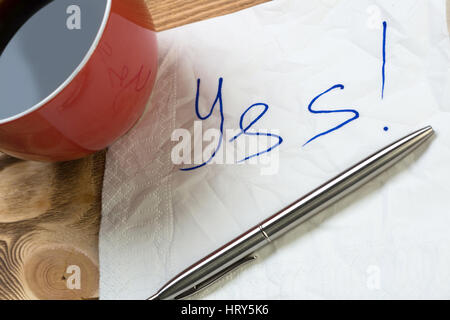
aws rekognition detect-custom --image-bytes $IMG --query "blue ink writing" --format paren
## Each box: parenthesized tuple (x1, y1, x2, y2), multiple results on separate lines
(381, 21, 387, 99)
(384, 126, 389, 131)
(181, 78, 225, 171)
(303, 84, 360, 146)
(230, 103, 283, 163)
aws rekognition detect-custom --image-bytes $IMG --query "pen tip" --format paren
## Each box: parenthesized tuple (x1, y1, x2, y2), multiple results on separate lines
(424, 125, 435, 136)
(414, 125, 434, 138)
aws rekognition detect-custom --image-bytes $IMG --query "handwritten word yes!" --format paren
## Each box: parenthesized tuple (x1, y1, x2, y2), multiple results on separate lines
(181, 21, 388, 171)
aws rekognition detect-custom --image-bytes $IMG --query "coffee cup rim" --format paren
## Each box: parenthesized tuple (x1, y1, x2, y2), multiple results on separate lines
(0, 0, 112, 125)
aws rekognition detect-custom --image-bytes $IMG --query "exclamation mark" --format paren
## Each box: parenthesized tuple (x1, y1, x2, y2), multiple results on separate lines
(381, 21, 387, 100)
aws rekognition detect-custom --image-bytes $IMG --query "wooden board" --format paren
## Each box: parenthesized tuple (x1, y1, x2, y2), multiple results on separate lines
(0, 0, 269, 300)
(146, 0, 269, 31)
(0, 0, 449, 300)
(0, 152, 105, 299)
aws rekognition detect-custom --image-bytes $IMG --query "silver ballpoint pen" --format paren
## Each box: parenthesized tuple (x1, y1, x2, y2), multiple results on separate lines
(148, 126, 434, 300)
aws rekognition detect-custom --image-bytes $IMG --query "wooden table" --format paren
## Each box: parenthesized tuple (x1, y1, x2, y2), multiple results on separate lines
(0, 0, 268, 300)
(1, 0, 449, 300)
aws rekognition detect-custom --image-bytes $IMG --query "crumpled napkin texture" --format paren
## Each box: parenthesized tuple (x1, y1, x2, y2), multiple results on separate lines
(100, 0, 450, 299)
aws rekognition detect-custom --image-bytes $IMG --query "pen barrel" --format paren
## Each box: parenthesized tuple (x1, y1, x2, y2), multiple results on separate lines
(150, 226, 269, 300)
(149, 126, 433, 300)
(260, 126, 434, 240)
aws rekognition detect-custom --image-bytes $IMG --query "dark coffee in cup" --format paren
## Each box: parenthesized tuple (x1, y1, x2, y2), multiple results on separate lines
(0, 0, 108, 120)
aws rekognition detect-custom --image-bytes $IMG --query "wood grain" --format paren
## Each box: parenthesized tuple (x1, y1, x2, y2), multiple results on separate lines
(0, 0, 269, 300)
(145, 0, 269, 31)
(0, 152, 104, 299)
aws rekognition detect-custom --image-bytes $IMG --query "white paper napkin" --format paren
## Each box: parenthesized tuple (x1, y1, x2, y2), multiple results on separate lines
(100, 0, 450, 299)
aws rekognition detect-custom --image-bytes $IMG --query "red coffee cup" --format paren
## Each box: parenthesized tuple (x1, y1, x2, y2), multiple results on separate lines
(0, 0, 158, 161)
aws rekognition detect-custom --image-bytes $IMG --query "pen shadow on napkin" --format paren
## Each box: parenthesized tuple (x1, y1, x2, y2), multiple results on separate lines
(189, 137, 434, 300)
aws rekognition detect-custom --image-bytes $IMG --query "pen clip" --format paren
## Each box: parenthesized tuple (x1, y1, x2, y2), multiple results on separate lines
(174, 255, 257, 300)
